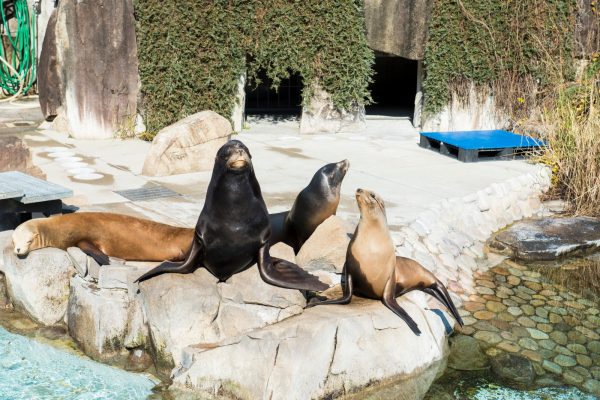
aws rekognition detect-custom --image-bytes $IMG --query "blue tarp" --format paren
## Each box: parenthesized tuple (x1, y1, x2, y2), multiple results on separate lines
(420, 130, 545, 150)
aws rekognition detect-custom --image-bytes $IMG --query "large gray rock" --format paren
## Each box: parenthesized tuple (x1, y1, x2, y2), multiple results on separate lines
(67, 276, 147, 362)
(300, 85, 366, 134)
(489, 217, 600, 261)
(490, 353, 535, 387)
(447, 334, 489, 371)
(0, 136, 45, 179)
(1, 247, 75, 325)
(137, 265, 307, 377)
(296, 216, 351, 274)
(173, 297, 449, 399)
(142, 111, 232, 176)
(364, 0, 434, 60)
(39, 0, 139, 138)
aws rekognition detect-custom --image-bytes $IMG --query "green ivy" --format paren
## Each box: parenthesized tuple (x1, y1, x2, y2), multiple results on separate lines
(423, 0, 577, 116)
(134, 0, 374, 136)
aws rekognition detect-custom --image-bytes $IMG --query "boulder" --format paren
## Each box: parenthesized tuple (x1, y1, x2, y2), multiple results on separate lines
(142, 111, 232, 176)
(296, 216, 352, 273)
(489, 216, 600, 262)
(173, 298, 449, 399)
(1, 247, 74, 325)
(67, 276, 146, 362)
(300, 85, 366, 134)
(39, 0, 139, 138)
(447, 334, 489, 370)
(490, 353, 535, 387)
(0, 136, 45, 179)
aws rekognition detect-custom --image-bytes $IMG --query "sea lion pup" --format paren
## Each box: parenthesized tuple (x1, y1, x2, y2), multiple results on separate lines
(269, 159, 349, 253)
(309, 189, 464, 336)
(135, 140, 328, 292)
(12, 213, 194, 266)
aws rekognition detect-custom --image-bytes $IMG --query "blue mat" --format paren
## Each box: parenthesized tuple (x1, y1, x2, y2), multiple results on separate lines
(420, 130, 544, 150)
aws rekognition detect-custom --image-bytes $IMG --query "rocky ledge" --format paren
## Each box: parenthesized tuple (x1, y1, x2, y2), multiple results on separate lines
(0, 218, 451, 399)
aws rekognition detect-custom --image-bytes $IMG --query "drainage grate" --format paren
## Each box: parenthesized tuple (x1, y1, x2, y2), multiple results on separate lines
(114, 186, 180, 202)
(5, 121, 35, 128)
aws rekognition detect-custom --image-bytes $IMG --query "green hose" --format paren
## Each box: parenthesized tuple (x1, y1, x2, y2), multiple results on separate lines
(0, 0, 36, 96)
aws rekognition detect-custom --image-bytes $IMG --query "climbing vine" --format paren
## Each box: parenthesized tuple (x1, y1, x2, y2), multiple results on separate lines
(422, 0, 577, 118)
(134, 0, 373, 136)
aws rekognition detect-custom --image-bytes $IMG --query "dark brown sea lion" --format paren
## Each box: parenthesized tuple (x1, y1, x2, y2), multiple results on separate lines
(134, 140, 328, 292)
(269, 159, 349, 253)
(12, 212, 194, 265)
(309, 188, 464, 335)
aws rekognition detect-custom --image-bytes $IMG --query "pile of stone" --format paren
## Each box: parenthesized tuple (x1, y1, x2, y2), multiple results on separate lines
(0, 217, 450, 399)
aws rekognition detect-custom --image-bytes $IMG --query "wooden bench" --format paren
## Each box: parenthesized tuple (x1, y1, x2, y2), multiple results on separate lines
(0, 172, 73, 227)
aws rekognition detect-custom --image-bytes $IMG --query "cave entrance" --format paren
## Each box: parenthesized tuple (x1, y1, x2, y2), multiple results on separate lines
(244, 70, 303, 118)
(366, 53, 419, 121)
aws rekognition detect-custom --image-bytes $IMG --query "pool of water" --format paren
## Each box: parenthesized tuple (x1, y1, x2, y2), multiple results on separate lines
(0, 325, 157, 399)
(458, 380, 597, 400)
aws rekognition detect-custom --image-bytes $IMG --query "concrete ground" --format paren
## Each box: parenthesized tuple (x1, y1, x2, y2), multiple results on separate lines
(0, 100, 539, 233)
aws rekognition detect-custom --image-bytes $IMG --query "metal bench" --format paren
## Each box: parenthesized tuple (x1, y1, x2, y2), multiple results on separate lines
(0, 172, 73, 228)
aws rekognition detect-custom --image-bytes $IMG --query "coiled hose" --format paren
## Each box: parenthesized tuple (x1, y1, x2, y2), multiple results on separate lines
(0, 0, 36, 98)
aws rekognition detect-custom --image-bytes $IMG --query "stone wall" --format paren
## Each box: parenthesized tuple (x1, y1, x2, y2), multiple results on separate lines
(393, 165, 552, 303)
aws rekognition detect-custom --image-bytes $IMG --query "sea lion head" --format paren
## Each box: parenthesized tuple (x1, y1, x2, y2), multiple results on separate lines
(216, 140, 252, 173)
(12, 220, 40, 256)
(309, 159, 349, 199)
(355, 188, 386, 221)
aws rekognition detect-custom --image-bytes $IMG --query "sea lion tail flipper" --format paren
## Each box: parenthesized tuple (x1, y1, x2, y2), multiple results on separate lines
(431, 281, 464, 326)
(77, 241, 110, 266)
(383, 278, 421, 335)
(134, 237, 203, 283)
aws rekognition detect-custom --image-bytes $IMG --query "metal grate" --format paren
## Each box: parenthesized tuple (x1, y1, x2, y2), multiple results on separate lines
(114, 186, 180, 202)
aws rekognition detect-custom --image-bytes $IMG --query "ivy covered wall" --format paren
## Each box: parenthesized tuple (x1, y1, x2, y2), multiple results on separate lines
(422, 0, 578, 119)
(134, 0, 374, 136)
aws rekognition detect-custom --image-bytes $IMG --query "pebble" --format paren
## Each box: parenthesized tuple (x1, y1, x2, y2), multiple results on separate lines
(554, 355, 577, 367)
(575, 366, 592, 378)
(524, 281, 542, 291)
(515, 292, 532, 301)
(576, 326, 600, 340)
(518, 337, 539, 351)
(476, 286, 494, 296)
(516, 316, 536, 328)
(583, 379, 600, 396)
(527, 328, 549, 340)
(568, 330, 587, 345)
(501, 331, 517, 341)
(550, 331, 568, 345)
(591, 366, 600, 379)
(474, 321, 500, 332)
(464, 301, 485, 312)
(507, 307, 523, 317)
(486, 301, 506, 313)
(563, 315, 580, 326)
(562, 370, 584, 384)
(588, 341, 600, 354)
(567, 343, 588, 354)
(531, 316, 549, 324)
(477, 279, 495, 289)
(511, 326, 531, 338)
(535, 308, 549, 319)
(473, 311, 495, 320)
(576, 354, 593, 367)
(462, 316, 477, 326)
(540, 289, 556, 296)
(555, 346, 574, 356)
(565, 300, 586, 310)
(521, 349, 542, 363)
(539, 339, 557, 350)
(497, 341, 520, 353)
(473, 330, 502, 345)
(507, 268, 523, 277)
(502, 299, 518, 307)
(549, 313, 563, 323)
(457, 326, 475, 335)
(469, 294, 486, 303)
(521, 304, 535, 316)
(498, 312, 516, 322)
(542, 360, 563, 374)
(537, 323, 553, 333)
(507, 276, 521, 286)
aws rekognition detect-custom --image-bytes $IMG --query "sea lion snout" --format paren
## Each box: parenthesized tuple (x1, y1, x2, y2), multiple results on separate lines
(218, 140, 252, 170)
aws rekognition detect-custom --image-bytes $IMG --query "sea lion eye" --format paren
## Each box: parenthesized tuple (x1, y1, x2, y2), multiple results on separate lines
(370, 193, 376, 199)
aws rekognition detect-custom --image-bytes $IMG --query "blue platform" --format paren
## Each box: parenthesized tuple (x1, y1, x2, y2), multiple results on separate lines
(419, 130, 545, 162)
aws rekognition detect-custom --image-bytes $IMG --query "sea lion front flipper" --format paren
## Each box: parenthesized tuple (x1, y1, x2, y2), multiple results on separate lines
(77, 241, 110, 266)
(382, 276, 421, 336)
(307, 262, 353, 307)
(257, 243, 328, 292)
(134, 233, 204, 283)
(268, 211, 290, 248)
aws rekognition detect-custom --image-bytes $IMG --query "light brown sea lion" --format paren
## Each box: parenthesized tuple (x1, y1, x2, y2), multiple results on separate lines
(309, 188, 464, 335)
(12, 212, 194, 265)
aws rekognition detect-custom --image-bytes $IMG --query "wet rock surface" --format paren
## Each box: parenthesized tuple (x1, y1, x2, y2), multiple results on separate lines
(457, 259, 600, 396)
(489, 217, 600, 262)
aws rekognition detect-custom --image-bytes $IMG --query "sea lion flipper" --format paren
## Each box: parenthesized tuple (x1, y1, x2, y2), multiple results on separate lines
(307, 263, 353, 307)
(134, 236, 204, 283)
(382, 277, 421, 335)
(424, 283, 464, 327)
(257, 244, 328, 292)
(77, 241, 110, 266)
